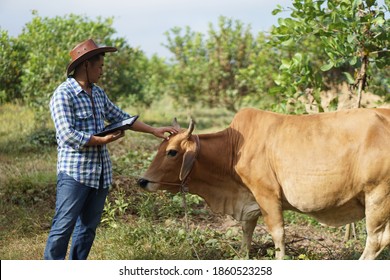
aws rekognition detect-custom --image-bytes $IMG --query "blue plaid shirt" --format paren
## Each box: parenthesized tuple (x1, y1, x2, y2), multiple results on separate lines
(50, 77, 131, 189)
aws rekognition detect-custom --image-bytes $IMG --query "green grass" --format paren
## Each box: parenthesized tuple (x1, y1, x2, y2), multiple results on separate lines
(1, 101, 389, 260)
(91, 219, 243, 260)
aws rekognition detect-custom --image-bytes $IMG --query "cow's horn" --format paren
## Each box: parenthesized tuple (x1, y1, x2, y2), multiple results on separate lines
(172, 117, 180, 130)
(186, 118, 195, 137)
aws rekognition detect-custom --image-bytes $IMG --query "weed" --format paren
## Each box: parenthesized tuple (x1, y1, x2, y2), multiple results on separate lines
(101, 190, 131, 228)
(26, 128, 57, 147)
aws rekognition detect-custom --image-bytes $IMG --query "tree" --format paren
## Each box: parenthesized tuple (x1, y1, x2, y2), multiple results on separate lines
(164, 16, 275, 112)
(164, 26, 207, 108)
(271, 0, 389, 112)
(2, 12, 153, 125)
(102, 43, 164, 107)
(205, 17, 257, 111)
(115, 51, 170, 109)
(18, 12, 120, 120)
(0, 30, 26, 103)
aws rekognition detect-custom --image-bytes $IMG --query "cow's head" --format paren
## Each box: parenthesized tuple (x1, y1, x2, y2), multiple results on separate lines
(138, 118, 199, 193)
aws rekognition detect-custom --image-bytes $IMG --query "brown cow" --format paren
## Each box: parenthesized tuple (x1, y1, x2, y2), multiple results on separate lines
(138, 108, 390, 259)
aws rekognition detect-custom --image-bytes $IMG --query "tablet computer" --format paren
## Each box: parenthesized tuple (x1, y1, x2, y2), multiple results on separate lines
(94, 115, 139, 136)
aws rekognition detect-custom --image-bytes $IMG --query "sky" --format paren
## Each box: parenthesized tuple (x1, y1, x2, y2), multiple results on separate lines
(0, 0, 292, 58)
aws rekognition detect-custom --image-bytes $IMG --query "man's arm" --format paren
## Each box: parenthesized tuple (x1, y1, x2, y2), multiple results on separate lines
(86, 130, 125, 146)
(130, 120, 178, 140)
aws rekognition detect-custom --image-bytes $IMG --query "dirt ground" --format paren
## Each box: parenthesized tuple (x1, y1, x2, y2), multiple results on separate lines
(192, 214, 367, 260)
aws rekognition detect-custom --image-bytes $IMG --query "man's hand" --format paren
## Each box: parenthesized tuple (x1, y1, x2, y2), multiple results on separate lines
(152, 126, 179, 140)
(87, 130, 125, 146)
(127, 119, 179, 140)
(107, 130, 125, 142)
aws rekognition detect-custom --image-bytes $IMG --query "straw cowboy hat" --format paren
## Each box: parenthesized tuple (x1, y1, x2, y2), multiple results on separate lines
(66, 38, 117, 75)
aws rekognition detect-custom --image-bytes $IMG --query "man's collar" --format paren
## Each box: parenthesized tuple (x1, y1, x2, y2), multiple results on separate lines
(67, 76, 94, 95)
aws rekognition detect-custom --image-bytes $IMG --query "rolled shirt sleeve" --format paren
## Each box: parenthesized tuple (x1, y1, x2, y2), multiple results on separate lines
(103, 96, 131, 124)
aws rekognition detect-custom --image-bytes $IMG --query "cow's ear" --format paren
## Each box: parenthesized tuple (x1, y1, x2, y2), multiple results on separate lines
(172, 117, 181, 130)
(180, 146, 196, 181)
(185, 118, 196, 139)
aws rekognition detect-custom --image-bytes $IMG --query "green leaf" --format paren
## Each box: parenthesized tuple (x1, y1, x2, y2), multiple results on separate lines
(320, 61, 334, 71)
(278, 18, 286, 26)
(343, 72, 355, 84)
(281, 37, 294, 47)
(352, 0, 363, 10)
(280, 59, 292, 70)
(292, 1, 302, 9)
(272, 5, 283, 16)
(293, 52, 303, 63)
(347, 34, 355, 44)
(328, 96, 339, 111)
(349, 56, 358, 66)
(372, 17, 385, 26)
(272, 8, 282, 16)
(366, 0, 376, 7)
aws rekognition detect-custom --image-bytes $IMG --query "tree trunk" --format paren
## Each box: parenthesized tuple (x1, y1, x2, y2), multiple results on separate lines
(356, 55, 369, 108)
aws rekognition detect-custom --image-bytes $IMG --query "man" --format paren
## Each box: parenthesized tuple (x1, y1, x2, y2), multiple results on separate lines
(44, 39, 177, 260)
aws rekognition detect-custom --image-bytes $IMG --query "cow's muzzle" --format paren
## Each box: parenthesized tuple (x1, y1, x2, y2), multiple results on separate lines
(137, 178, 149, 188)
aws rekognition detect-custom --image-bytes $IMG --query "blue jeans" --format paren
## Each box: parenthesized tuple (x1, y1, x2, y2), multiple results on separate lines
(44, 172, 108, 260)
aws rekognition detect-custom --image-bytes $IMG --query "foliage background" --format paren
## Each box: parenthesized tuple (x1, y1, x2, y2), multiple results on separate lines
(1, 0, 388, 117)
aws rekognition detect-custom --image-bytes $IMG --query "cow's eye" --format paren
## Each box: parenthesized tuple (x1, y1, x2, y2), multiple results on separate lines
(167, 149, 178, 157)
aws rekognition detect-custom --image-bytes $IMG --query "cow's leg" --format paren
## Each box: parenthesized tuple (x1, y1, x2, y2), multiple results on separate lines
(254, 195, 285, 259)
(240, 217, 258, 256)
(263, 212, 285, 260)
(360, 183, 390, 260)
